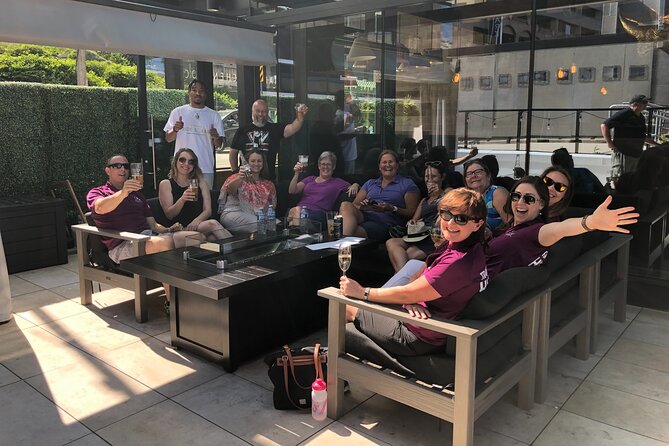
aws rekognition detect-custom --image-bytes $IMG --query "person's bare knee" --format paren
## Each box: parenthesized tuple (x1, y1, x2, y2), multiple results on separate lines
(146, 236, 173, 254)
(345, 304, 358, 322)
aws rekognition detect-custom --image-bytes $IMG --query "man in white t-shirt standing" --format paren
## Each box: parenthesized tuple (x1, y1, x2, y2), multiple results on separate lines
(164, 79, 224, 187)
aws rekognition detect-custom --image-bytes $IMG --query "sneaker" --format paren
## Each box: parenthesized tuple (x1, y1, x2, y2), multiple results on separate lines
(163, 299, 170, 316)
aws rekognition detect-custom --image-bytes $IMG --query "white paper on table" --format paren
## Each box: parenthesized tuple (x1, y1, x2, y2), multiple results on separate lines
(305, 237, 365, 251)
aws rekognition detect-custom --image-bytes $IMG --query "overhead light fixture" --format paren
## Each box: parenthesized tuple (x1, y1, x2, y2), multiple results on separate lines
(347, 36, 376, 62)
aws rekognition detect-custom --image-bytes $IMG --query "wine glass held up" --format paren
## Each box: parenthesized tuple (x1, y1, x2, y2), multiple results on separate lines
(338, 243, 352, 277)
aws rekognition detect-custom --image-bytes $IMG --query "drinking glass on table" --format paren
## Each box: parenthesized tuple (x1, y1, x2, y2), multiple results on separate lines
(130, 163, 143, 186)
(430, 226, 444, 247)
(338, 243, 352, 277)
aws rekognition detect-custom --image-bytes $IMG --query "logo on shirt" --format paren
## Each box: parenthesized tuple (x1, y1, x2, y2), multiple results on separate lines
(247, 129, 270, 145)
(527, 250, 548, 267)
(479, 268, 489, 292)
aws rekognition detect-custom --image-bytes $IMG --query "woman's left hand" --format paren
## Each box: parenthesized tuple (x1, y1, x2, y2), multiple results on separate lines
(186, 221, 201, 231)
(589, 196, 639, 233)
(340, 276, 364, 299)
(347, 183, 359, 197)
(168, 223, 182, 233)
(404, 303, 431, 319)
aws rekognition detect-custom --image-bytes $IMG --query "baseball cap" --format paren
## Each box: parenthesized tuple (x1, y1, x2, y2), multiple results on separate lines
(630, 94, 650, 104)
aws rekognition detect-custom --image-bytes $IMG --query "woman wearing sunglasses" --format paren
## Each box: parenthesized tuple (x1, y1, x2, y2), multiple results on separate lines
(158, 148, 231, 241)
(340, 188, 489, 354)
(486, 176, 637, 278)
(463, 159, 510, 230)
(540, 166, 574, 222)
(385, 160, 452, 272)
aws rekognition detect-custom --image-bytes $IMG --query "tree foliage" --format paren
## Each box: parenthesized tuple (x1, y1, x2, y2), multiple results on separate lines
(0, 43, 164, 88)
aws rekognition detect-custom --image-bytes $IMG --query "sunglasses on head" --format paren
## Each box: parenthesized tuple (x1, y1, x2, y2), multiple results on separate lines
(542, 176, 568, 192)
(425, 160, 443, 168)
(178, 157, 196, 165)
(438, 209, 479, 225)
(107, 163, 130, 170)
(510, 192, 537, 205)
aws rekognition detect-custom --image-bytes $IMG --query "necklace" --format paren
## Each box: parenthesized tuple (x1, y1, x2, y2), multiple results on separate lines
(194, 112, 200, 119)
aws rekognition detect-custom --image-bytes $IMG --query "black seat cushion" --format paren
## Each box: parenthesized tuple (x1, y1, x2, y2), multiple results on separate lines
(459, 266, 549, 320)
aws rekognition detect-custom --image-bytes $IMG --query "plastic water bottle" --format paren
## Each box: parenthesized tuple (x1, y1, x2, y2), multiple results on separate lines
(256, 210, 266, 235)
(266, 205, 276, 232)
(311, 378, 327, 421)
(300, 206, 308, 231)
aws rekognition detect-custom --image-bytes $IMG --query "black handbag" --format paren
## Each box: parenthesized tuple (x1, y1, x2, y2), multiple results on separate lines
(265, 344, 327, 410)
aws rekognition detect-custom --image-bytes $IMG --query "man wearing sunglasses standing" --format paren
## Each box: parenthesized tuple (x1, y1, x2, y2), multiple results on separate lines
(164, 79, 224, 187)
(601, 94, 659, 183)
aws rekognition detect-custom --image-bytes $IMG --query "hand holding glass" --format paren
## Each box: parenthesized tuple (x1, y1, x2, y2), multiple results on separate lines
(188, 178, 199, 201)
(298, 154, 309, 171)
(338, 244, 352, 277)
(430, 226, 444, 246)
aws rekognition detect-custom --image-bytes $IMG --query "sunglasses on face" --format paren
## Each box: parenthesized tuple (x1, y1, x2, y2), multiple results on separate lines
(510, 192, 537, 205)
(178, 157, 196, 165)
(107, 163, 130, 170)
(465, 168, 486, 178)
(425, 160, 443, 168)
(543, 176, 568, 193)
(438, 209, 479, 225)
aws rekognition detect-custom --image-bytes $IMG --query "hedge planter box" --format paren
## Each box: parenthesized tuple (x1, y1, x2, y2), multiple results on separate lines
(0, 196, 67, 274)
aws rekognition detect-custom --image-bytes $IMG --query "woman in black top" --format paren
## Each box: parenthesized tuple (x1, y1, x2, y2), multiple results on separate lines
(159, 148, 231, 241)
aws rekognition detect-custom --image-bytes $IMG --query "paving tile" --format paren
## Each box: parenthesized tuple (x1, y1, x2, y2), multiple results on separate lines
(15, 265, 79, 289)
(62, 254, 81, 273)
(153, 330, 171, 345)
(591, 315, 631, 356)
(98, 337, 225, 398)
(26, 356, 165, 431)
(633, 308, 669, 326)
(535, 410, 667, 445)
(299, 421, 393, 446)
(473, 392, 559, 444)
(65, 434, 111, 446)
(12, 289, 89, 325)
(174, 373, 331, 446)
(97, 399, 248, 446)
(587, 357, 669, 404)
(0, 381, 90, 446)
(88, 289, 169, 336)
(339, 394, 526, 446)
(8, 274, 43, 297)
(623, 318, 669, 348)
(40, 311, 150, 357)
(0, 314, 34, 337)
(0, 325, 93, 379)
(607, 338, 669, 373)
(544, 349, 603, 408)
(0, 363, 20, 387)
(51, 282, 83, 300)
(564, 381, 669, 442)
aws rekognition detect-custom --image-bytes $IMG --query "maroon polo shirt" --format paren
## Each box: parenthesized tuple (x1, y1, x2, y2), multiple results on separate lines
(486, 219, 548, 278)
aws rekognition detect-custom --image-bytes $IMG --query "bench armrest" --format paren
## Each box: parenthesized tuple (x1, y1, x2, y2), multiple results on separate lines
(71, 223, 152, 242)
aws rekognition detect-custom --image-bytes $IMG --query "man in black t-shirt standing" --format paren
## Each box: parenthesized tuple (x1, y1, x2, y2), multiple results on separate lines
(229, 99, 308, 180)
(601, 94, 659, 179)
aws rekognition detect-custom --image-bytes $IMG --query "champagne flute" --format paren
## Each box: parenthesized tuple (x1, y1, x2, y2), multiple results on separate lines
(338, 243, 352, 277)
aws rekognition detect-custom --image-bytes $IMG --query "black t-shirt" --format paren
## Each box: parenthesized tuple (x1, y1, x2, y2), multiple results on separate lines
(231, 122, 287, 179)
(604, 108, 647, 157)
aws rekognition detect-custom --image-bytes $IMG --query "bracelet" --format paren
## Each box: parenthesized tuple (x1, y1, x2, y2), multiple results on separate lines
(581, 215, 594, 232)
(363, 287, 371, 301)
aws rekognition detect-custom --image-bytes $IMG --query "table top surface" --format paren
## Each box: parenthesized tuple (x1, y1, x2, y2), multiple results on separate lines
(122, 235, 374, 300)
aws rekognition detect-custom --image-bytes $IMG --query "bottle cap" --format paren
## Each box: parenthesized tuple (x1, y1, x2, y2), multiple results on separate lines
(312, 378, 326, 391)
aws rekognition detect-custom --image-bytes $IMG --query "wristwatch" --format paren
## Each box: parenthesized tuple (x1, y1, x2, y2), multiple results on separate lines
(392, 205, 398, 213)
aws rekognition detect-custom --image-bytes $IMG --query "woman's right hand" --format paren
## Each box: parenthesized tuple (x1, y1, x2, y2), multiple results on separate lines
(404, 303, 431, 319)
(181, 188, 196, 202)
(293, 162, 304, 173)
(340, 276, 364, 299)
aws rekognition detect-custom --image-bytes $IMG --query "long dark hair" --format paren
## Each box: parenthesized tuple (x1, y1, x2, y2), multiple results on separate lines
(501, 176, 550, 227)
(540, 166, 574, 218)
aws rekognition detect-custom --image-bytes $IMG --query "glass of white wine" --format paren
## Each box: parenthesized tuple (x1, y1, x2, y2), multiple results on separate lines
(338, 243, 352, 277)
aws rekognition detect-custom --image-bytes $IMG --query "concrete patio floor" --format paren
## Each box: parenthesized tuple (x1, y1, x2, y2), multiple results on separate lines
(2, 254, 669, 445)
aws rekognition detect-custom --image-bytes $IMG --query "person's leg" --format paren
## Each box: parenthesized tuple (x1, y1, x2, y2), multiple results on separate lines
(221, 211, 257, 234)
(339, 201, 367, 237)
(406, 245, 428, 262)
(287, 206, 300, 226)
(197, 219, 232, 240)
(623, 155, 639, 173)
(610, 151, 623, 181)
(386, 237, 410, 272)
(168, 231, 202, 249)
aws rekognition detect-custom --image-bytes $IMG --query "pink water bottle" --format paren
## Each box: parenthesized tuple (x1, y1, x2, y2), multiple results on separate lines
(311, 378, 327, 421)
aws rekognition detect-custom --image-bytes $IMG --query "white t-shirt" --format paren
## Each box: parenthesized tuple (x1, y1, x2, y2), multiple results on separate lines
(164, 105, 223, 174)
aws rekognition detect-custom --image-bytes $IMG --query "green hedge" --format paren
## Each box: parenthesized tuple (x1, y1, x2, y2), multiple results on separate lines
(0, 82, 193, 211)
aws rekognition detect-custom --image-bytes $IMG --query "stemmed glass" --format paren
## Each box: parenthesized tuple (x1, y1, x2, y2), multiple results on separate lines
(338, 243, 352, 277)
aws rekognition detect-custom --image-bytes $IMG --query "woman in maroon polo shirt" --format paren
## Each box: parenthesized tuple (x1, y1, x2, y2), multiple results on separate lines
(486, 176, 638, 279)
(340, 188, 489, 354)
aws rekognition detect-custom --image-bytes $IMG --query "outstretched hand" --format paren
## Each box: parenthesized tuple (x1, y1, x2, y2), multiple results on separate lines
(589, 195, 639, 234)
